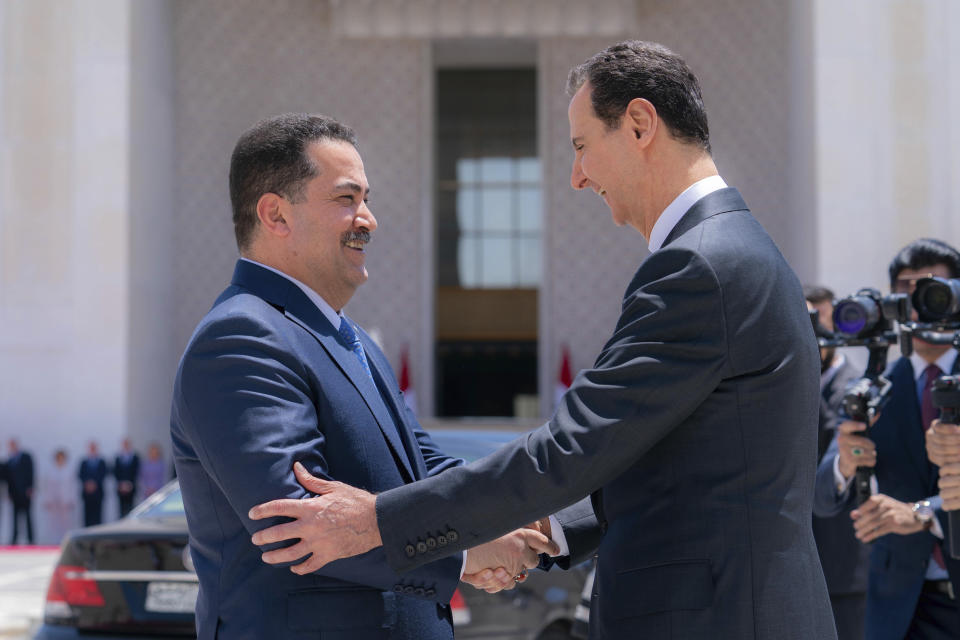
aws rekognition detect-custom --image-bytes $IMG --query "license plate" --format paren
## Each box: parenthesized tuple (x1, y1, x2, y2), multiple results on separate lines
(145, 581, 199, 613)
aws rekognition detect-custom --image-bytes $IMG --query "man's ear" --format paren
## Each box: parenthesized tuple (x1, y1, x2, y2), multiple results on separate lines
(624, 97, 657, 148)
(256, 193, 291, 238)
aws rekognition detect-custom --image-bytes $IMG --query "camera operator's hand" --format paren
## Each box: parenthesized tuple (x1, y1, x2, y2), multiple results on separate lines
(927, 420, 960, 467)
(851, 494, 927, 543)
(837, 420, 877, 480)
(938, 470, 960, 511)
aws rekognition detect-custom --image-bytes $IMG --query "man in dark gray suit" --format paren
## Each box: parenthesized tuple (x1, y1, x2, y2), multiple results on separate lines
(249, 40, 835, 639)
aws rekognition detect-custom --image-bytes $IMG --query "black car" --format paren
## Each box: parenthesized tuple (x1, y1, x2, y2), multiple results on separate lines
(35, 429, 589, 639)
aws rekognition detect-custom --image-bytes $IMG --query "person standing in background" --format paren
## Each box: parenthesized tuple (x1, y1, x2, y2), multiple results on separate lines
(7, 439, 35, 545)
(139, 443, 167, 498)
(806, 285, 870, 640)
(42, 449, 76, 543)
(113, 439, 140, 517)
(78, 441, 107, 527)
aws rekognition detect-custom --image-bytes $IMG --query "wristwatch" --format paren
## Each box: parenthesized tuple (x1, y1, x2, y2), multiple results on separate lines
(913, 500, 935, 529)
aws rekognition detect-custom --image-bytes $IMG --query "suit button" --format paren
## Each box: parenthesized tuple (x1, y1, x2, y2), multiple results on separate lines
(393, 584, 404, 593)
(426, 537, 437, 550)
(405, 544, 416, 558)
(417, 541, 428, 554)
(425, 588, 436, 597)
(414, 587, 425, 597)
(447, 530, 459, 543)
(437, 535, 447, 546)
(404, 585, 415, 594)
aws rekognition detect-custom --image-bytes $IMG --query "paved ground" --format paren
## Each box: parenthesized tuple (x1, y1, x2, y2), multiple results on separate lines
(0, 547, 59, 640)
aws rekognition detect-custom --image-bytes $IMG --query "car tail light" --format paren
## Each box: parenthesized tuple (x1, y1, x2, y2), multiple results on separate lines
(45, 565, 105, 607)
(450, 588, 471, 626)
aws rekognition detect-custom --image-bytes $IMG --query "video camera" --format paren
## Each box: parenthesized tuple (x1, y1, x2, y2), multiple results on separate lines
(809, 289, 909, 505)
(905, 277, 960, 556)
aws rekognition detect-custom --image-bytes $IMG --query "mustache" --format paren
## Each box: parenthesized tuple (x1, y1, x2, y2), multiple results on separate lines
(342, 229, 371, 245)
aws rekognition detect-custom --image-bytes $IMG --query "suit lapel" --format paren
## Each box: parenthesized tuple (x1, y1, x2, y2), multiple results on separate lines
(662, 187, 750, 247)
(363, 341, 429, 480)
(229, 260, 416, 482)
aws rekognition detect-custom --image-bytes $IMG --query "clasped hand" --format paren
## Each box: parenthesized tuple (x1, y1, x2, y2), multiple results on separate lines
(926, 419, 960, 510)
(248, 463, 559, 594)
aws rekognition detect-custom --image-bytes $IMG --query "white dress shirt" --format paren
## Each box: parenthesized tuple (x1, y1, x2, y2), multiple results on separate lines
(646, 175, 728, 252)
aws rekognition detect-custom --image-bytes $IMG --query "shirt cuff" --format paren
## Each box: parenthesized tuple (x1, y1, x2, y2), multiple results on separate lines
(833, 455, 853, 495)
(460, 551, 467, 579)
(927, 500, 945, 539)
(548, 514, 570, 558)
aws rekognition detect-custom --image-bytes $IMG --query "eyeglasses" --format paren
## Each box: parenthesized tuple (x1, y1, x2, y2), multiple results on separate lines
(893, 273, 936, 293)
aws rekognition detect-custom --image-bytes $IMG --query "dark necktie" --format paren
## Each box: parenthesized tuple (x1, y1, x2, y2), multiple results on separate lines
(921, 364, 943, 433)
(921, 363, 946, 569)
(338, 319, 374, 381)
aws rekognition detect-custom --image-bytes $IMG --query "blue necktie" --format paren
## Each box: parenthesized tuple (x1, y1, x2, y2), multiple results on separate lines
(338, 318, 374, 381)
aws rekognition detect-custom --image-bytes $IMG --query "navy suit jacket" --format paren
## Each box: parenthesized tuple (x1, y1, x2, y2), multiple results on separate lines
(113, 453, 140, 487)
(78, 457, 107, 500)
(814, 356, 960, 639)
(812, 358, 871, 596)
(376, 188, 836, 639)
(170, 260, 464, 640)
(6, 451, 33, 504)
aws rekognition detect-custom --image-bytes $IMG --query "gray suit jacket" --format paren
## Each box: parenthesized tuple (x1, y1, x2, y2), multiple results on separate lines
(377, 188, 835, 639)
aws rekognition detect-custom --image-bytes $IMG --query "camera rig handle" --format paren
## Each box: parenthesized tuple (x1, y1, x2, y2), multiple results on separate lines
(933, 370, 960, 559)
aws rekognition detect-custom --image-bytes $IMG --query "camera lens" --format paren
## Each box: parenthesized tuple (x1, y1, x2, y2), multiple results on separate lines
(913, 278, 960, 322)
(834, 297, 880, 336)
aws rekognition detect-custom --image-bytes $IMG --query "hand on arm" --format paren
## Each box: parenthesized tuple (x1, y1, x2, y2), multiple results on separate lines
(250, 462, 381, 574)
(851, 494, 926, 543)
(836, 420, 877, 480)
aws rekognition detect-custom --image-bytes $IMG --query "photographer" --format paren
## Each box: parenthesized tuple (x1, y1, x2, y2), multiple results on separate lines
(814, 238, 960, 639)
(806, 285, 871, 640)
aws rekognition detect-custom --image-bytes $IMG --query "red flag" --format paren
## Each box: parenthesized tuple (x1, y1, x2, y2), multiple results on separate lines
(555, 345, 572, 408)
(399, 345, 417, 414)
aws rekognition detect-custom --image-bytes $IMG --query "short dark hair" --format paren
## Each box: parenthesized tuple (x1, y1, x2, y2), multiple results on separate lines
(887, 238, 960, 289)
(566, 40, 710, 153)
(229, 113, 358, 251)
(803, 285, 835, 305)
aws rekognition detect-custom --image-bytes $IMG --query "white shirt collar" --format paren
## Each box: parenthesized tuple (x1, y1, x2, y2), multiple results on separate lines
(647, 175, 728, 252)
(909, 348, 958, 382)
(240, 258, 342, 330)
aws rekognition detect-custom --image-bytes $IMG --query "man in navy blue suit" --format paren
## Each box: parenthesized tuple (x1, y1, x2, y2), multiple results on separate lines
(78, 441, 107, 527)
(815, 238, 960, 640)
(6, 439, 34, 545)
(112, 438, 140, 518)
(170, 114, 555, 640)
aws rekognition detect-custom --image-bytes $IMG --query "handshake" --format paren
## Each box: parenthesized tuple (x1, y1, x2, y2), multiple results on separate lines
(460, 518, 559, 593)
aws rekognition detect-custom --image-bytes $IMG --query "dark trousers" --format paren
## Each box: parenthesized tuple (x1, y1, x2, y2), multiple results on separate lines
(830, 592, 865, 640)
(83, 496, 102, 527)
(118, 493, 135, 518)
(10, 501, 34, 545)
(905, 588, 960, 640)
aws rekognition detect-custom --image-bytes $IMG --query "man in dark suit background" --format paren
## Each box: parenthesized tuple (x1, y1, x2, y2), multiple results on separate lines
(6, 439, 34, 545)
(170, 114, 554, 640)
(806, 285, 870, 640)
(249, 41, 835, 639)
(78, 441, 107, 527)
(814, 238, 960, 640)
(113, 438, 140, 517)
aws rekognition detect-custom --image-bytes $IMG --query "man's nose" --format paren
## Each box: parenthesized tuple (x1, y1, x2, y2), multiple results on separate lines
(570, 158, 589, 190)
(356, 201, 377, 232)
